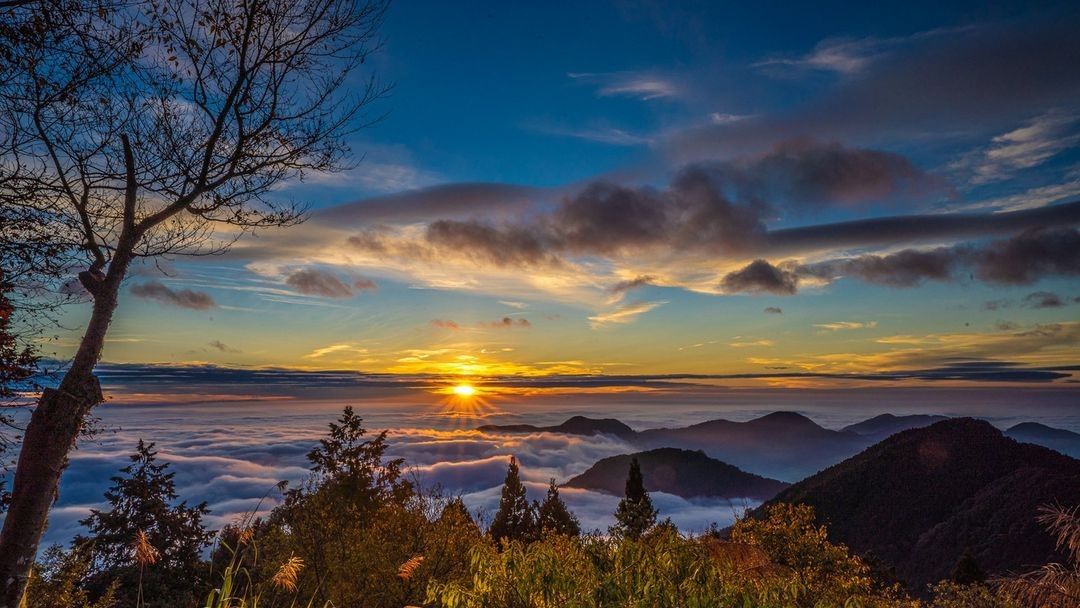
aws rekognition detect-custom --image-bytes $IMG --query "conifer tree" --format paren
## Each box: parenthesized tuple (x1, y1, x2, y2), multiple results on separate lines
(612, 457, 657, 540)
(488, 456, 536, 545)
(536, 479, 580, 537)
(76, 440, 211, 605)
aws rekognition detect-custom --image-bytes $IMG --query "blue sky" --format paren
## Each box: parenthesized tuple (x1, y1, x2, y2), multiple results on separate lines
(49, 0, 1080, 386)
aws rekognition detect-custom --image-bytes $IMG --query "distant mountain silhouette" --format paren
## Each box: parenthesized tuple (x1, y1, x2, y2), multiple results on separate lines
(634, 412, 869, 481)
(1006, 421, 1080, 457)
(761, 418, 1080, 591)
(564, 448, 789, 500)
(841, 413, 950, 441)
(477, 412, 1080, 482)
(476, 415, 636, 439)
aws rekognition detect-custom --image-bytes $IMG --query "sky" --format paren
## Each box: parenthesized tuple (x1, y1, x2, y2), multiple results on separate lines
(48, 0, 1080, 387)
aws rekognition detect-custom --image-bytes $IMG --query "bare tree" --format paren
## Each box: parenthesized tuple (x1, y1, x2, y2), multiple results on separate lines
(0, 0, 389, 602)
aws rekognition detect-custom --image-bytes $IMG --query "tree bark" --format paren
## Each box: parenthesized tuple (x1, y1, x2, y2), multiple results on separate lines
(0, 251, 130, 607)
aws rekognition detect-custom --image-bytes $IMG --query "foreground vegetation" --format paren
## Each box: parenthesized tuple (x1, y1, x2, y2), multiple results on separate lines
(24, 407, 1078, 608)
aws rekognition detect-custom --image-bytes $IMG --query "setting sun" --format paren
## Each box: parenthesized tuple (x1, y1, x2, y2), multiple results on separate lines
(452, 383, 477, 397)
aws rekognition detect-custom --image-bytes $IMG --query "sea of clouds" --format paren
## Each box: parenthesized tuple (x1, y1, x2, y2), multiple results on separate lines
(12, 369, 1078, 550)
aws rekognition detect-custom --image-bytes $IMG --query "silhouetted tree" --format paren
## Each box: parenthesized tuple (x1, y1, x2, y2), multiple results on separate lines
(76, 440, 212, 606)
(0, 0, 389, 599)
(536, 479, 580, 537)
(612, 457, 657, 540)
(488, 457, 536, 545)
(952, 550, 986, 585)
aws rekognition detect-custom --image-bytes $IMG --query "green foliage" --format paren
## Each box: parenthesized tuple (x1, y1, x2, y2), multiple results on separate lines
(730, 502, 891, 607)
(536, 479, 581, 538)
(75, 439, 213, 607)
(612, 457, 656, 540)
(428, 517, 913, 608)
(22, 546, 117, 608)
(488, 456, 537, 545)
(253, 408, 477, 607)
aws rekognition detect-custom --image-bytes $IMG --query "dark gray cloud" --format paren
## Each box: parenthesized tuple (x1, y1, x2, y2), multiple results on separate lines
(798, 227, 1080, 290)
(714, 138, 951, 208)
(762, 200, 1080, 257)
(720, 260, 798, 295)
(800, 247, 956, 288)
(764, 307, 783, 314)
(355, 140, 945, 265)
(1024, 292, 1063, 309)
(129, 281, 216, 310)
(973, 226, 1080, 285)
(425, 220, 561, 268)
(315, 183, 541, 225)
(285, 268, 354, 298)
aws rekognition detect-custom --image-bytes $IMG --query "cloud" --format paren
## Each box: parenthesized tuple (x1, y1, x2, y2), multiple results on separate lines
(314, 183, 541, 226)
(569, 71, 681, 100)
(720, 260, 798, 295)
(672, 17, 1080, 160)
(800, 248, 955, 288)
(969, 110, 1080, 184)
(764, 307, 783, 314)
(430, 319, 461, 330)
(487, 317, 531, 329)
(499, 300, 528, 309)
(208, 340, 240, 353)
(285, 268, 355, 298)
(755, 35, 890, 75)
(349, 140, 951, 276)
(610, 275, 656, 295)
(588, 301, 667, 328)
(973, 227, 1080, 285)
(304, 344, 368, 359)
(799, 227, 1080, 290)
(353, 277, 378, 291)
(814, 321, 878, 331)
(425, 220, 562, 268)
(130, 281, 216, 310)
(1024, 291, 1063, 309)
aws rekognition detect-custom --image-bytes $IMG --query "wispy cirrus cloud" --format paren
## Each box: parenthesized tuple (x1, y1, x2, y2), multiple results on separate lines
(588, 301, 667, 329)
(815, 321, 878, 332)
(568, 71, 681, 100)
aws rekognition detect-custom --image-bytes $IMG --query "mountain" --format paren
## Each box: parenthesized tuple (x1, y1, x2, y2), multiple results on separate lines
(477, 415, 636, 439)
(841, 413, 950, 441)
(761, 418, 1080, 591)
(564, 448, 789, 500)
(1005, 422, 1080, 458)
(634, 412, 870, 481)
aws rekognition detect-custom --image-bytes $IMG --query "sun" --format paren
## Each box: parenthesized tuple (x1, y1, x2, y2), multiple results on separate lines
(452, 383, 477, 397)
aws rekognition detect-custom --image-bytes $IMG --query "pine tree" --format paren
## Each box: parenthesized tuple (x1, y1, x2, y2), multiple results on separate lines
(536, 479, 580, 537)
(612, 457, 657, 540)
(76, 440, 212, 606)
(488, 456, 536, 545)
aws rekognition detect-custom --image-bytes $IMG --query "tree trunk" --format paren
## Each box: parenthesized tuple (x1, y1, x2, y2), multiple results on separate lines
(0, 252, 129, 607)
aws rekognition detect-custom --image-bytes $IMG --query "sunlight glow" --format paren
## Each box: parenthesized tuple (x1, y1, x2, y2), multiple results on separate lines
(452, 383, 477, 397)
